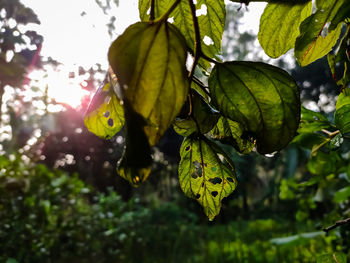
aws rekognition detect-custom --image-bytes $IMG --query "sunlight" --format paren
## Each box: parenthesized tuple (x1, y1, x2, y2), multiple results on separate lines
(27, 66, 91, 111)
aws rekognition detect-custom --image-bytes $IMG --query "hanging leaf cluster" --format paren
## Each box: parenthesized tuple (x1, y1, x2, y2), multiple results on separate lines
(84, 0, 348, 219)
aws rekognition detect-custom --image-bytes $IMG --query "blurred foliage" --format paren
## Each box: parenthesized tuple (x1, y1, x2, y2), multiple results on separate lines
(0, 155, 348, 263)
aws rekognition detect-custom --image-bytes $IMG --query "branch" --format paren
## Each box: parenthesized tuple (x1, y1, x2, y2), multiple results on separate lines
(323, 218, 350, 233)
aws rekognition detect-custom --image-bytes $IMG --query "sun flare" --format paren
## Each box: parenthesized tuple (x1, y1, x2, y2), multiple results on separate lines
(28, 66, 91, 110)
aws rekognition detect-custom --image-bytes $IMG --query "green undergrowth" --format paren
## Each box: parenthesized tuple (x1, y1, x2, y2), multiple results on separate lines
(0, 156, 346, 263)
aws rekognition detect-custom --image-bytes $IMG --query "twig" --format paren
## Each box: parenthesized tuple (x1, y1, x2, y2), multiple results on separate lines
(150, 0, 155, 21)
(321, 129, 340, 138)
(323, 218, 350, 233)
(188, 0, 202, 80)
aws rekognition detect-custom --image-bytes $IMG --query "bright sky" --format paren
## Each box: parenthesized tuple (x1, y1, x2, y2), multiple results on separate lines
(21, 0, 265, 68)
(16, 0, 265, 110)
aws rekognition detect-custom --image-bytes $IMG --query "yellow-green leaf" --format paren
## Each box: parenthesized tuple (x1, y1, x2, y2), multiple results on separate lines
(294, 0, 344, 66)
(84, 82, 124, 139)
(108, 21, 189, 146)
(258, 1, 312, 58)
(179, 137, 237, 220)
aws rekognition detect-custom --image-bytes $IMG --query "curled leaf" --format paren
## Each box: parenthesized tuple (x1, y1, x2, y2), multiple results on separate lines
(84, 82, 124, 139)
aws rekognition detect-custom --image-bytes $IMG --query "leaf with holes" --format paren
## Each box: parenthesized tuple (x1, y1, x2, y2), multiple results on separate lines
(258, 1, 312, 58)
(209, 61, 300, 154)
(139, 0, 175, 21)
(294, 0, 344, 67)
(84, 82, 124, 139)
(172, 0, 225, 59)
(108, 21, 188, 146)
(173, 89, 219, 136)
(179, 136, 237, 220)
(210, 116, 255, 154)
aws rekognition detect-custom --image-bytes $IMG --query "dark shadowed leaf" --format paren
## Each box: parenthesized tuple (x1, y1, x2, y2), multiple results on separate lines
(210, 116, 255, 154)
(178, 136, 237, 220)
(258, 1, 311, 58)
(209, 61, 300, 154)
(108, 21, 189, 146)
(117, 101, 152, 187)
(84, 82, 124, 139)
(173, 89, 219, 136)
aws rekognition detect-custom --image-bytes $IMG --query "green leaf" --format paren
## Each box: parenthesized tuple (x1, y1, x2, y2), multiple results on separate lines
(316, 252, 347, 263)
(172, 0, 225, 59)
(298, 107, 332, 133)
(117, 101, 152, 187)
(294, 0, 344, 67)
(84, 82, 124, 139)
(307, 151, 337, 176)
(173, 89, 219, 136)
(210, 116, 255, 154)
(292, 132, 328, 150)
(335, 89, 350, 137)
(178, 136, 237, 220)
(209, 61, 300, 154)
(108, 21, 189, 146)
(333, 186, 350, 203)
(258, 1, 312, 58)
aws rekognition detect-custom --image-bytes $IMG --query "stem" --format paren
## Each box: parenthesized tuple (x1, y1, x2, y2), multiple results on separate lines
(192, 76, 210, 96)
(321, 129, 340, 138)
(188, 0, 201, 80)
(323, 217, 350, 233)
(150, 0, 155, 21)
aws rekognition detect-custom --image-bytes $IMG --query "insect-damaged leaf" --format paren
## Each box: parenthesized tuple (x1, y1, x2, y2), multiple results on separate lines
(84, 82, 124, 139)
(209, 61, 300, 154)
(139, 0, 173, 21)
(258, 1, 312, 58)
(294, 0, 344, 67)
(139, 0, 225, 60)
(178, 137, 237, 220)
(108, 21, 188, 146)
(117, 101, 152, 187)
(210, 116, 255, 154)
(173, 89, 219, 137)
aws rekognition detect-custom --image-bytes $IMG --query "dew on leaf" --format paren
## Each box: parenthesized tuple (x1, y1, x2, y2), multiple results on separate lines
(108, 118, 114, 127)
(209, 177, 222, 185)
(211, 191, 218, 197)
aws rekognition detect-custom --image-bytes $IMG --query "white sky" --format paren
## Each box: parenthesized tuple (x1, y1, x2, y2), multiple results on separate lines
(21, 0, 265, 69)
